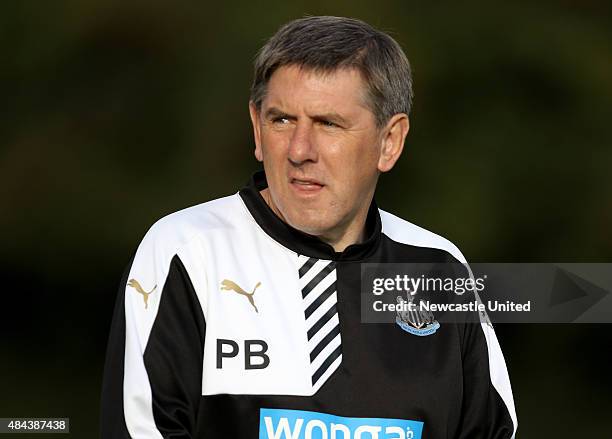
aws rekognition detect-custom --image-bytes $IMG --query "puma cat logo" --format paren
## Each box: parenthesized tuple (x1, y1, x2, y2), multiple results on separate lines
(128, 279, 157, 309)
(220, 279, 261, 313)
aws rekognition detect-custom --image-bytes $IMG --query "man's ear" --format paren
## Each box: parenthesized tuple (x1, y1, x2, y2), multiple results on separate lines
(377, 113, 409, 173)
(249, 101, 263, 162)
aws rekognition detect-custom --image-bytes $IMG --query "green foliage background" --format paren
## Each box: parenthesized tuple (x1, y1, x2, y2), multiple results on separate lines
(1, 1, 610, 437)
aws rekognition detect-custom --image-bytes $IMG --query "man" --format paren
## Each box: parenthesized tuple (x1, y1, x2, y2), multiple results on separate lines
(101, 16, 517, 438)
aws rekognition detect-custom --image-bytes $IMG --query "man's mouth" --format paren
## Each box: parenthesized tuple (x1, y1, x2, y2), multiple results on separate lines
(290, 178, 325, 192)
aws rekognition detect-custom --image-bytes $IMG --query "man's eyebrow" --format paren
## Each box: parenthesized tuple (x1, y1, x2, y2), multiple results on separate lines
(263, 107, 350, 126)
(263, 107, 293, 120)
(311, 112, 349, 126)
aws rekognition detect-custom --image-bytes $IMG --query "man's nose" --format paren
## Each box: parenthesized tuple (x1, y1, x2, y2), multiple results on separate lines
(288, 122, 317, 165)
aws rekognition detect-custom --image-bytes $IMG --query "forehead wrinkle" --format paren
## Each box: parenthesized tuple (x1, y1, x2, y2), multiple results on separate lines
(301, 68, 372, 119)
(265, 67, 370, 122)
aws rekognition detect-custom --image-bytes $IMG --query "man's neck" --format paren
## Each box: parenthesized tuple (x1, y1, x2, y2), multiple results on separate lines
(316, 209, 368, 253)
(259, 188, 369, 253)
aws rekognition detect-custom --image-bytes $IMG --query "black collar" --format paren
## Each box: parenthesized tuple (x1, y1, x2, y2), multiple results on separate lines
(239, 170, 382, 261)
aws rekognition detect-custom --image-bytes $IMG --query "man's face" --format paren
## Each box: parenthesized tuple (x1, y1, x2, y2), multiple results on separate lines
(249, 65, 394, 240)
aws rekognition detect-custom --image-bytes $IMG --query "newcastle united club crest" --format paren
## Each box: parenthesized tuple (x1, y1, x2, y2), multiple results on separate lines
(396, 293, 440, 336)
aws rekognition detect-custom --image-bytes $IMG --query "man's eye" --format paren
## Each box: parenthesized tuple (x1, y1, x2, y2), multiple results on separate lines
(272, 117, 290, 124)
(320, 120, 338, 128)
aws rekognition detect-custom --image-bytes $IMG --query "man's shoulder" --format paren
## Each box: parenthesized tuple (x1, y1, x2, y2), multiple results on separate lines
(138, 192, 246, 253)
(378, 208, 466, 263)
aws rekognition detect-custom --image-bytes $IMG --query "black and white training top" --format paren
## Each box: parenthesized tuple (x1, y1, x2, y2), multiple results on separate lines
(101, 171, 518, 439)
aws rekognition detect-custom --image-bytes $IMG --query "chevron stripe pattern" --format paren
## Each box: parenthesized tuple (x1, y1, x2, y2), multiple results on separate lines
(298, 255, 342, 392)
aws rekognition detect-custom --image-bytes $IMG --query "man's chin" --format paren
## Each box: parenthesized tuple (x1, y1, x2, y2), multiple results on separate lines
(285, 215, 331, 238)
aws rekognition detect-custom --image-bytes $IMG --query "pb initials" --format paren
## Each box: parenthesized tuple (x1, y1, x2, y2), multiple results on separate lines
(216, 339, 270, 370)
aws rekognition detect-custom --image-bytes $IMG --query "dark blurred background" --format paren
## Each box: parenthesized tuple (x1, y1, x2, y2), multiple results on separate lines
(1, 1, 610, 437)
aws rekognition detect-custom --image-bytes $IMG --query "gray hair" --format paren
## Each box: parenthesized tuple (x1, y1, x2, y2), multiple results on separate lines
(250, 16, 414, 127)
